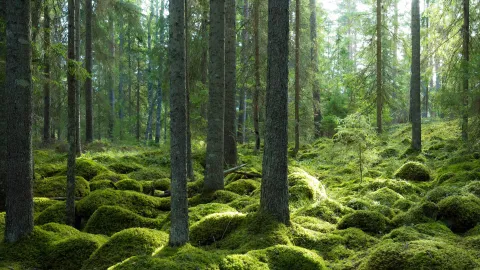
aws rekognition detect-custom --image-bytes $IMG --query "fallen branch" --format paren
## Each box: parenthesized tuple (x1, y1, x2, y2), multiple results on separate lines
(232, 171, 262, 178)
(223, 164, 247, 175)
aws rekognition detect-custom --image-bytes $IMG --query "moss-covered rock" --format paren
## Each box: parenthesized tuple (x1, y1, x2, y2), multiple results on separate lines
(463, 181, 480, 197)
(220, 254, 268, 270)
(251, 245, 327, 270)
(189, 190, 241, 206)
(291, 216, 336, 233)
(35, 163, 65, 178)
(392, 198, 414, 211)
(365, 187, 404, 206)
(33, 197, 58, 214)
(391, 201, 439, 227)
(34, 176, 90, 198)
(115, 179, 143, 192)
(228, 197, 258, 212)
(438, 195, 480, 233)
(108, 162, 143, 174)
(294, 199, 352, 224)
(90, 180, 116, 191)
(40, 223, 82, 237)
(288, 170, 327, 205)
(128, 167, 170, 181)
(337, 210, 387, 234)
(91, 172, 128, 182)
(84, 205, 163, 236)
(153, 178, 171, 191)
(190, 212, 246, 246)
(394, 161, 431, 181)
(426, 186, 462, 203)
(82, 228, 169, 270)
(380, 147, 399, 158)
(76, 189, 170, 219)
(73, 158, 108, 181)
(225, 179, 260, 195)
(35, 201, 66, 225)
(189, 203, 237, 224)
(359, 239, 476, 269)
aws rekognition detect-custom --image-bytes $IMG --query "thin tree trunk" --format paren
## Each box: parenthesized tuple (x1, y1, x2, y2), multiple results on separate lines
(145, 4, 154, 142)
(43, 3, 51, 144)
(128, 28, 132, 128)
(156, 0, 165, 144)
(462, 0, 469, 141)
(204, 0, 226, 192)
(237, 0, 248, 144)
(293, 0, 300, 155)
(310, 0, 322, 138)
(168, 0, 189, 246)
(0, 0, 6, 212)
(260, 0, 290, 225)
(75, 0, 82, 155)
(108, 16, 115, 140)
(411, 0, 421, 151)
(136, 52, 141, 142)
(118, 10, 125, 140)
(376, 0, 382, 133)
(185, 0, 195, 181)
(253, 0, 260, 153)
(85, 0, 93, 143)
(66, 0, 77, 227)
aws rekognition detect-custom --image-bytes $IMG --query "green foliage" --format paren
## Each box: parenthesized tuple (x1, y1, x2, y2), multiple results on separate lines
(115, 179, 143, 192)
(108, 161, 144, 174)
(337, 210, 388, 234)
(128, 167, 170, 181)
(288, 169, 327, 206)
(190, 212, 246, 246)
(35, 163, 65, 178)
(220, 254, 268, 270)
(391, 201, 439, 227)
(90, 180, 116, 191)
(33, 197, 58, 214)
(438, 195, 480, 233)
(225, 179, 260, 195)
(91, 171, 128, 182)
(365, 187, 404, 206)
(189, 203, 237, 224)
(294, 199, 352, 224)
(71, 158, 108, 181)
(252, 245, 327, 270)
(34, 176, 90, 197)
(82, 228, 169, 270)
(394, 162, 431, 181)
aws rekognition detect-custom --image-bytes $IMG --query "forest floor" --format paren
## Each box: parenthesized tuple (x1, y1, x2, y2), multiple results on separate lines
(1, 119, 480, 269)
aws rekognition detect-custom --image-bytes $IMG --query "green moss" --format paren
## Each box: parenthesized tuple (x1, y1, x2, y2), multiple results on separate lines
(392, 198, 414, 211)
(108, 162, 143, 174)
(153, 178, 171, 191)
(391, 201, 439, 227)
(116, 179, 143, 192)
(228, 197, 258, 212)
(394, 161, 431, 181)
(35, 163, 65, 178)
(383, 226, 425, 242)
(76, 189, 170, 219)
(463, 181, 480, 197)
(73, 158, 109, 181)
(128, 167, 170, 181)
(82, 228, 169, 270)
(288, 170, 327, 205)
(46, 233, 108, 270)
(84, 205, 163, 236)
(291, 216, 336, 233)
(365, 187, 404, 206)
(91, 172, 128, 182)
(90, 180, 116, 191)
(438, 195, 480, 233)
(189, 203, 237, 224)
(34, 197, 58, 214)
(34, 176, 90, 198)
(413, 222, 457, 239)
(40, 223, 82, 237)
(380, 147, 399, 158)
(359, 239, 476, 269)
(360, 178, 424, 196)
(251, 245, 327, 270)
(337, 210, 387, 234)
(190, 212, 246, 246)
(189, 190, 241, 206)
(440, 171, 480, 186)
(35, 202, 66, 225)
(294, 199, 352, 224)
(225, 179, 260, 195)
(220, 254, 268, 270)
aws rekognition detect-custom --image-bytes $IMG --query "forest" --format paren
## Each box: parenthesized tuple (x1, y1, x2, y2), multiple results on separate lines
(0, 0, 480, 268)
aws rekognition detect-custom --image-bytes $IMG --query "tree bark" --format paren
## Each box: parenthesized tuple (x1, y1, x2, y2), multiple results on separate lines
(260, 0, 290, 225)
(0, 0, 6, 212)
(168, 0, 189, 247)
(136, 50, 141, 141)
(145, 4, 154, 142)
(293, 0, 300, 155)
(108, 16, 115, 140)
(118, 8, 125, 141)
(85, 0, 93, 143)
(185, 0, 195, 181)
(310, 0, 322, 138)
(204, 0, 226, 192)
(376, 0, 382, 133)
(253, 0, 260, 153)
(43, 3, 51, 144)
(156, 0, 165, 144)
(411, 0, 421, 151)
(75, 0, 82, 155)
(237, 0, 248, 144)
(462, 0, 469, 141)
(5, 0, 34, 242)
(224, 0, 238, 167)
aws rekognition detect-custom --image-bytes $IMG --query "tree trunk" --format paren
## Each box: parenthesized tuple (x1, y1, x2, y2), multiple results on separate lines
(136, 51, 141, 141)
(253, 0, 260, 153)
(204, 0, 226, 192)
(145, 4, 154, 142)
(310, 0, 322, 138)
(0, 0, 6, 212)
(156, 0, 165, 144)
(168, 0, 189, 247)
(237, 0, 248, 144)
(200, 4, 208, 86)
(127, 28, 132, 129)
(185, 0, 195, 181)
(293, 0, 300, 155)
(5, 0, 34, 242)
(411, 0, 421, 151)
(85, 0, 93, 143)
(376, 0, 382, 133)
(261, 0, 290, 225)
(75, 0, 82, 155)
(224, 0, 238, 167)
(43, 4, 51, 144)
(108, 16, 115, 140)
(462, 0, 469, 141)
(118, 10, 125, 140)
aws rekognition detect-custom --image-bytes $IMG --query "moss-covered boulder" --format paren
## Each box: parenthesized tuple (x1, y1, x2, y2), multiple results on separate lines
(359, 239, 476, 269)
(220, 254, 268, 270)
(391, 201, 439, 227)
(91, 172, 128, 182)
(250, 245, 327, 270)
(34, 176, 90, 198)
(84, 205, 163, 236)
(426, 186, 462, 203)
(46, 233, 108, 270)
(294, 199, 352, 224)
(189, 190, 241, 206)
(288, 170, 327, 204)
(76, 189, 170, 219)
(108, 162, 143, 174)
(72, 158, 108, 181)
(115, 179, 143, 192)
(35, 201, 67, 225)
(190, 212, 246, 246)
(438, 195, 480, 233)
(34, 197, 58, 214)
(463, 181, 480, 197)
(189, 203, 237, 224)
(90, 180, 116, 191)
(365, 187, 404, 206)
(153, 178, 171, 191)
(35, 163, 65, 178)
(225, 179, 260, 195)
(291, 216, 336, 233)
(82, 228, 169, 270)
(392, 198, 414, 211)
(228, 197, 258, 212)
(337, 210, 387, 234)
(128, 167, 170, 181)
(394, 161, 431, 181)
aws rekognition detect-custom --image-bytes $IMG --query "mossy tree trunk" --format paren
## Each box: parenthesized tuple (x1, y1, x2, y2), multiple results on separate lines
(43, 3, 51, 144)
(75, 0, 82, 155)
(260, 0, 290, 225)
(294, 0, 300, 156)
(204, 0, 225, 192)
(0, 0, 7, 212)
(169, 0, 189, 247)
(5, 0, 34, 242)
(253, 0, 260, 153)
(85, 0, 93, 143)
(411, 0, 421, 151)
(462, 0, 469, 141)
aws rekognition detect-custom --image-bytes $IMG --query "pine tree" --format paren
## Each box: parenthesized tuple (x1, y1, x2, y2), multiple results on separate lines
(411, 0, 421, 151)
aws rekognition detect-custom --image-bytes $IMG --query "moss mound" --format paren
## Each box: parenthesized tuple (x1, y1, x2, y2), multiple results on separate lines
(251, 245, 327, 270)
(392, 201, 439, 227)
(34, 176, 90, 198)
(76, 189, 170, 219)
(190, 212, 246, 246)
(33, 197, 58, 214)
(153, 178, 171, 191)
(438, 195, 480, 233)
(90, 180, 116, 191)
(360, 239, 476, 269)
(84, 205, 162, 236)
(91, 172, 128, 182)
(72, 158, 108, 181)
(394, 161, 431, 181)
(225, 179, 260, 195)
(292, 215, 336, 233)
(189, 203, 237, 224)
(220, 254, 268, 270)
(189, 190, 241, 206)
(82, 228, 169, 270)
(288, 170, 327, 204)
(46, 234, 108, 270)
(426, 186, 462, 203)
(116, 179, 143, 192)
(108, 162, 143, 174)
(35, 201, 66, 225)
(128, 167, 170, 181)
(337, 210, 387, 234)
(365, 187, 404, 206)
(295, 199, 352, 224)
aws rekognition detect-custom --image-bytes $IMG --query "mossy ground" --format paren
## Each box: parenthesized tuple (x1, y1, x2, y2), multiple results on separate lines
(2, 120, 480, 269)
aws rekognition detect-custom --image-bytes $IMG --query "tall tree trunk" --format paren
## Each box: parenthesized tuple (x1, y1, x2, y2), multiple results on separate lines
(310, 0, 322, 138)
(168, 0, 189, 247)
(224, 0, 237, 167)
(462, 0, 469, 141)
(204, 0, 226, 192)
(136, 52, 141, 142)
(185, 0, 195, 181)
(156, 0, 165, 144)
(75, 0, 82, 155)
(260, 0, 290, 225)
(253, 0, 260, 153)
(108, 16, 115, 140)
(200, 3, 208, 86)
(145, 4, 154, 142)
(118, 11, 125, 140)
(376, 0, 382, 133)
(0, 0, 6, 212)
(43, 3, 51, 144)
(293, 0, 300, 155)
(85, 0, 93, 143)
(411, 0, 421, 151)
(237, 0, 248, 144)
(127, 28, 132, 128)
(5, 0, 34, 242)
(66, 0, 77, 227)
